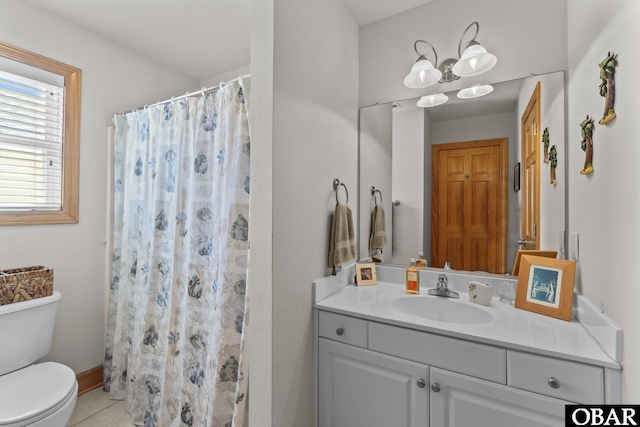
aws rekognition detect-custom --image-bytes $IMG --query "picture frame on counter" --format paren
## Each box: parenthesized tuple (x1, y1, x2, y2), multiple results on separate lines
(355, 262, 377, 286)
(511, 250, 558, 276)
(515, 255, 576, 321)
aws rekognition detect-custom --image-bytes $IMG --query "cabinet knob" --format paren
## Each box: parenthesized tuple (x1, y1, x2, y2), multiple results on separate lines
(431, 382, 440, 393)
(336, 328, 344, 336)
(416, 379, 426, 388)
(548, 377, 560, 389)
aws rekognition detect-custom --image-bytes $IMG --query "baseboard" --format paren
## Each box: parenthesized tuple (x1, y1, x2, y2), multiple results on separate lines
(77, 365, 103, 396)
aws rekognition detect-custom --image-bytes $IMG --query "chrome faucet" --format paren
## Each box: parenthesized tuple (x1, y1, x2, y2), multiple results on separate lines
(428, 274, 459, 299)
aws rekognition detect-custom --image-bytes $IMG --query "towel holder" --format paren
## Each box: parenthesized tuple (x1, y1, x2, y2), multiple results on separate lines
(333, 178, 349, 204)
(371, 186, 383, 206)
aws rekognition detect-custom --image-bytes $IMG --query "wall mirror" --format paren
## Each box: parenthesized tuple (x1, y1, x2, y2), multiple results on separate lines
(358, 71, 566, 274)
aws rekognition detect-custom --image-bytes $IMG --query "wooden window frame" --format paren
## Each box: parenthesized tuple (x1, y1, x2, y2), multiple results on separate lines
(0, 41, 81, 225)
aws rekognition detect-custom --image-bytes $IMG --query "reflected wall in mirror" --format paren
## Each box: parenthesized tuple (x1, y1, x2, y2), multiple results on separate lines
(358, 71, 566, 274)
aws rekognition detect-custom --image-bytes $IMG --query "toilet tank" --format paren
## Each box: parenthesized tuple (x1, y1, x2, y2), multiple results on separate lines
(0, 291, 61, 376)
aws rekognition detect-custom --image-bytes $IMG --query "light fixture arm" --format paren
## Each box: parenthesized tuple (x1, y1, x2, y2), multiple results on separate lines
(457, 21, 480, 57)
(414, 40, 438, 68)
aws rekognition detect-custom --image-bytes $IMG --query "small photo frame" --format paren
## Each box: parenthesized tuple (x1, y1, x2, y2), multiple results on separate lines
(511, 250, 558, 276)
(515, 255, 576, 321)
(514, 162, 521, 191)
(355, 263, 377, 286)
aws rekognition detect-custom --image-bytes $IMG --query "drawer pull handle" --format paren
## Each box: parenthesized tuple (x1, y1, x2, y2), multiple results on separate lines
(548, 377, 560, 389)
(431, 383, 440, 393)
(417, 379, 426, 388)
(336, 328, 344, 336)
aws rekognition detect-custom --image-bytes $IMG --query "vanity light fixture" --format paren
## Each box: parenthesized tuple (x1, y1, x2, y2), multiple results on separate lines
(457, 84, 494, 99)
(403, 21, 497, 89)
(417, 93, 448, 108)
(403, 41, 442, 89)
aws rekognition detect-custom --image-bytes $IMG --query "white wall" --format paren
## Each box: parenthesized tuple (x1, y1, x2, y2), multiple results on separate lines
(359, 0, 567, 107)
(431, 112, 515, 145)
(199, 64, 251, 88)
(248, 0, 274, 425)
(251, 0, 360, 425)
(392, 106, 424, 264)
(567, 0, 640, 402)
(517, 72, 567, 258)
(423, 111, 432, 262)
(0, 1, 197, 374)
(359, 104, 392, 261)
(431, 112, 519, 269)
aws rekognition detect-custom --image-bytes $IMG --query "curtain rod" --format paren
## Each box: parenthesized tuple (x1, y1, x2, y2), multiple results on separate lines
(120, 73, 251, 115)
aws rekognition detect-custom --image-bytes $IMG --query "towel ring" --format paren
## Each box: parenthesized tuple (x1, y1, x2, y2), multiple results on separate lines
(333, 178, 349, 204)
(371, 187, 383, 206)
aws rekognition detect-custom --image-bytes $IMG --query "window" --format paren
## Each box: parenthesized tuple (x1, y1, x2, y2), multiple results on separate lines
(0, 41, 81, 225)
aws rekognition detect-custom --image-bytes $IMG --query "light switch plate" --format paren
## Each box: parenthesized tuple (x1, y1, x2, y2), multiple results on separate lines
(559, 229, 566, 256)
(570, 232, 579, 261)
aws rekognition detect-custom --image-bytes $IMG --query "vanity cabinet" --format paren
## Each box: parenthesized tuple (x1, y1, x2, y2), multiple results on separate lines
(317, 310, 604, 427)
(318, 338, 428, 427)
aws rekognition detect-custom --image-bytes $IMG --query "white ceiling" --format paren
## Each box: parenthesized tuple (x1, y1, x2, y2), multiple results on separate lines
(23, 0, 434, 82)
(343, 0, 435, 25)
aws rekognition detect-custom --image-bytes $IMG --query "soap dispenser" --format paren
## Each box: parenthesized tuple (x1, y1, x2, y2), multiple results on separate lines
(406, 258, 420, 294)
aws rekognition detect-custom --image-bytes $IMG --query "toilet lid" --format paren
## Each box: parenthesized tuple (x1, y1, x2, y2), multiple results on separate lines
(0, 362, 77, 426)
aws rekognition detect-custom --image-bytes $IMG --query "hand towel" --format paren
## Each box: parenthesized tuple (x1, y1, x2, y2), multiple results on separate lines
(328, 203, 357, 275)
(369, 205, 387, 252)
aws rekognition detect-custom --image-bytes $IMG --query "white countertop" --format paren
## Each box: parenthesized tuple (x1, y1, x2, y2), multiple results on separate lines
(314, 281, 620, 369)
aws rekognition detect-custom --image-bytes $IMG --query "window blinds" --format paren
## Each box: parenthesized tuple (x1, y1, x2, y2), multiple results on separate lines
(0, 69, 64, 211)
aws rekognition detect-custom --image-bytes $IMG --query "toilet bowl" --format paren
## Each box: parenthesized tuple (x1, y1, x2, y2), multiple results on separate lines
(0, 292, 78, 426)
(0, 362, 78, 427)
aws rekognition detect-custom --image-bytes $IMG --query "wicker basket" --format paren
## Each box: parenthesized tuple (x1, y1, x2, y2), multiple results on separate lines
(0, 266, 53, 306)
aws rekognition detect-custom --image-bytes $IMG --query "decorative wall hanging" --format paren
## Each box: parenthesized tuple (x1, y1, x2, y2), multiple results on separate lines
(542, 127, 550, 163)
(598, 52, 617, 125)
(580, 116, 595, 175)
(549, 145, 558, 185)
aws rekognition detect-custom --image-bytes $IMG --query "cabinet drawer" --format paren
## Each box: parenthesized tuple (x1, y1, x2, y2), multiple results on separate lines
(318, 311, 368, 348)
(507, 351, 604, 403)
(369, 322, 506, 384)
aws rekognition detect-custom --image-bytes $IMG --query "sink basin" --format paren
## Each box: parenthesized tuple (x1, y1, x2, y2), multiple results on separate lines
(392, 295, 493, 324)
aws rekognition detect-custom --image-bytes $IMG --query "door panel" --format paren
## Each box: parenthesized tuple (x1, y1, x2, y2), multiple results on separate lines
(521, 83, 541, 250)
(318, 338, 429, 427)
(430, 368, 567, 427)
(432, 139, 507, 273)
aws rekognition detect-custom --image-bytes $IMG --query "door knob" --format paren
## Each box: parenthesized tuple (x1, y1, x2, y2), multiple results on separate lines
(336, 328, 344, 336)
(416, 379, 426, 388)
(431, 383, 441, 393)
(517, 239, 528, 246)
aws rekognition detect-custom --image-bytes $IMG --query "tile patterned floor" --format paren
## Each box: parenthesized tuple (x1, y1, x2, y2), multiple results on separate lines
(67, 388, 134, 427)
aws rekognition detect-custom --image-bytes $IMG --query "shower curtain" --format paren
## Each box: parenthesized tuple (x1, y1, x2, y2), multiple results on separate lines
(104, 78, 250, 427)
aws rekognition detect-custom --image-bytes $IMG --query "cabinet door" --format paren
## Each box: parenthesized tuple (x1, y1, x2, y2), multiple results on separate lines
(319, 338, 428, 427)
(430, 368, 568, 427)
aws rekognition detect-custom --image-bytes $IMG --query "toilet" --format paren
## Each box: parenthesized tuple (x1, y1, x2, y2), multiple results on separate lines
(0, 291, 78, 426)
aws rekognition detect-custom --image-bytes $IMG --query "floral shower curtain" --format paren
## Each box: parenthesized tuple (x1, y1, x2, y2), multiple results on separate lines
(104, 78, 250, 427)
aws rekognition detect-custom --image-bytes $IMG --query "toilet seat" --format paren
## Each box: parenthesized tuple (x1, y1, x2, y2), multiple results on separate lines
(0, 362, 77, 426)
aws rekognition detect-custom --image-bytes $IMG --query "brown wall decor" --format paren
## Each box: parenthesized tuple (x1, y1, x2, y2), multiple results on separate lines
(599, 52, 617, 125)
(542, 127, 550, 163)
(580, 115, 595, 175)
(549, 145, 558, 185)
